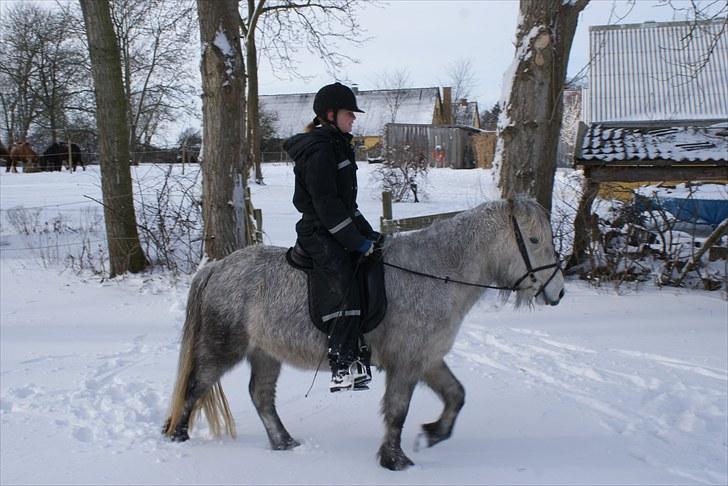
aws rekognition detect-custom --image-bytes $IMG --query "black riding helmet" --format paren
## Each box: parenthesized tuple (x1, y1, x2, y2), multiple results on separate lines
(313, 82, 365, 119)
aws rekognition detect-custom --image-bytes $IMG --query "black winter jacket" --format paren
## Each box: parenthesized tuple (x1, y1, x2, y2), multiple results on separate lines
(284, 126, 374, 252)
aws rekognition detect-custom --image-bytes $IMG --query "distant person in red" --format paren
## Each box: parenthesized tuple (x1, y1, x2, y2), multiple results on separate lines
(433, 144, 446, 168)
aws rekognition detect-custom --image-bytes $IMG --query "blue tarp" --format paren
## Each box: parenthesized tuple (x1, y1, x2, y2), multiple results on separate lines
(658, 198, 728, 227)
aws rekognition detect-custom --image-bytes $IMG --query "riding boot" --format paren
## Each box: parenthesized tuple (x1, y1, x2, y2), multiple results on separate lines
(328, 317, 369, 392)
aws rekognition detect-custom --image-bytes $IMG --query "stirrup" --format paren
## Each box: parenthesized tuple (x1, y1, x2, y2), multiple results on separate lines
(350, 359, 371, 387)
(329, 360, 371, 393)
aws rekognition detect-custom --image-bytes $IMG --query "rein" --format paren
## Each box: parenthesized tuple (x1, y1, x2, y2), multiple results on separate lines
(382, 213, 561, 295)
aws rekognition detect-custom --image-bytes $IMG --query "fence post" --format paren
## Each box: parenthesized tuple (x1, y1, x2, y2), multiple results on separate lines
(254, 208, 263, 244)
(380, 191, 392, 235)
(382, 191, 392, 220)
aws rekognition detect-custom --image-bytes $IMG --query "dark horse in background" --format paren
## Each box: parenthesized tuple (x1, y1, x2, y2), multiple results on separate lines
(8, 141, 39, 173)
(41, 142, 84, 172)
(0, 141, 9, 171)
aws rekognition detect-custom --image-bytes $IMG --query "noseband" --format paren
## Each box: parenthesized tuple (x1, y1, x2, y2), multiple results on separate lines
(382, 213, 561, 296)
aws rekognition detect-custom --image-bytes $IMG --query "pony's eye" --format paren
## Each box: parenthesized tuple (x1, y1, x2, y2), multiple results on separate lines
(529, 237, 539, 244)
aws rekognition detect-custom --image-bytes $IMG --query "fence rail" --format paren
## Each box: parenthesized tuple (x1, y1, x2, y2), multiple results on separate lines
(379, 191, 463, 235)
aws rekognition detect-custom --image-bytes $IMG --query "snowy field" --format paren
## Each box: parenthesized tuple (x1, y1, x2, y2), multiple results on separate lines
(1, 164, 726, 485)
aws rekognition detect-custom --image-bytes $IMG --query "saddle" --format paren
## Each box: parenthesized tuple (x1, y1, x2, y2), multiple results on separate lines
(286, 242, 387, 334)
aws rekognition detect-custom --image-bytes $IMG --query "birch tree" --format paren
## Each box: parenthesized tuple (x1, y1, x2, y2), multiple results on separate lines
(197, 0, 248, 259)
(494, 0, 589, 214)
(79, 0, 149, 276)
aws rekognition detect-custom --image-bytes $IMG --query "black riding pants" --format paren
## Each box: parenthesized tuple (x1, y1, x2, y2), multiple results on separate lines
(297, 230, 363, 360)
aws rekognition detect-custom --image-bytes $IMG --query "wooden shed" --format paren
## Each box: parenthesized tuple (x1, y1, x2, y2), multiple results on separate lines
(384, 123, 483, 169)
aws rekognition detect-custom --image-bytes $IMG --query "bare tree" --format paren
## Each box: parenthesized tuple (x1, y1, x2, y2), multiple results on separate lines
(494, 0, 589, 214)
(197, 0, 249, 259)
(0, 4, 46, 143)
(79, 0, 149, 276)
(240, 0, 365, 184)
(374, 67, 412, 123)
(107, 0, 198, 160)
(33, 8, 88, 144)
(444, 57, 477, 107)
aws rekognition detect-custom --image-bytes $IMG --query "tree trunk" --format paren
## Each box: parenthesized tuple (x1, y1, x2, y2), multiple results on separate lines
(495, 0, 589, 213)
(245, 0, 264, 185)
(247, 32, 264, 184)
(197, 0, 248, 259)
(567, 179, 599, 269)
(79, 0, 149, 277)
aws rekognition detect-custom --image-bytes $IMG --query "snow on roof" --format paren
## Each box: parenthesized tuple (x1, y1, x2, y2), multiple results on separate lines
(578, 124, 728, 163)
(260, 87, 441, 139)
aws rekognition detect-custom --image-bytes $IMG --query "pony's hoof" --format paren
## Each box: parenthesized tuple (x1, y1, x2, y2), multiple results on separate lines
(271, 437, 300, 451)
(170, 430, 190, 442)
(378, 445, 415, 471)
(419, 421, 450, 448)
(162, 418, 190, 442)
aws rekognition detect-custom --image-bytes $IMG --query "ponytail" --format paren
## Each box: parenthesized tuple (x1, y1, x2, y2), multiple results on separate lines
(304, 116, 319, 133)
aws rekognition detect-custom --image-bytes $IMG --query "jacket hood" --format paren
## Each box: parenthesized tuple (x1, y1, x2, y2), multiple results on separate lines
(283, 126, 351, 162)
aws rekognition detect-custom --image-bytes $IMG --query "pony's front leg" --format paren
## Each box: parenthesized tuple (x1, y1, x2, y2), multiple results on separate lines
(378, 371, 417, 470)
(418, 360, 465, 448)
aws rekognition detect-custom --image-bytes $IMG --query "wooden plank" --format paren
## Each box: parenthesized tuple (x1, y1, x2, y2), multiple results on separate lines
(381, 210, 463, 235)
(585, 165, 728, 183)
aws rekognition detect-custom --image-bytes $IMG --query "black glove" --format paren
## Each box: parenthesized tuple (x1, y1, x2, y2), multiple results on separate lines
(370, 231, 385, 251)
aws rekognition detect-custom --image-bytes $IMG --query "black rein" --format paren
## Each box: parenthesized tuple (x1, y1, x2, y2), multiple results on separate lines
(381, 214, 561, 295)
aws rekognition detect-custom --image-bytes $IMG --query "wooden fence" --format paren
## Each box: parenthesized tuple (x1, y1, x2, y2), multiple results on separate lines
(379, 191, 463, 235)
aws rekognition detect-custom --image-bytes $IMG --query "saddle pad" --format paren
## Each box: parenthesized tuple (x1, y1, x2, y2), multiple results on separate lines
(286, 247, 387, 334)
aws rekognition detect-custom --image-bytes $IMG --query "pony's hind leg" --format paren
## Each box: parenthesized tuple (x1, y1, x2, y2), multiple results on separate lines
(248, 348, 300, 450)
(418, 360, 465, 448)
(164, 371, 208, 441)
(165, 339, 247, 442)
(378, 371, 417, 470)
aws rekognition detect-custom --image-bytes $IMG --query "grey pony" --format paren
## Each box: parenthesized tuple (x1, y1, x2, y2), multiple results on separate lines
(163, 196, 565, 470)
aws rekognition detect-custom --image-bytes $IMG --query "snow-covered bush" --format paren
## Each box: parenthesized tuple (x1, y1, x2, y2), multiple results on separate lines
(374, 143, 429, 203)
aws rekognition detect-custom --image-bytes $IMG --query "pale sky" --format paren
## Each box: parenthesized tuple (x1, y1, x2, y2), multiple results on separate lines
(256, 0, 695, 108)
(0, 0, 716, 143)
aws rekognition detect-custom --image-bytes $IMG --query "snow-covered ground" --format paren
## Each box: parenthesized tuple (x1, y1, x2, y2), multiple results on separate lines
(1, 164, 726, 485)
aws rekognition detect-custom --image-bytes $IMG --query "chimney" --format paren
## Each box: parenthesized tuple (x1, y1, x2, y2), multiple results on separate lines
(442, 87, 453, 125)
(351, 83, 359, 94)
(460, 98, 468, 107)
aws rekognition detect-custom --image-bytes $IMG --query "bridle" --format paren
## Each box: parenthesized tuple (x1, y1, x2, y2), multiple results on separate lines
(381, 213, 562, 297)
(508, 214, 562, 297)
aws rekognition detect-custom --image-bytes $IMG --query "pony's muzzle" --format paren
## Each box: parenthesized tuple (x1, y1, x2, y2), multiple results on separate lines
(548, 288, 565, 306)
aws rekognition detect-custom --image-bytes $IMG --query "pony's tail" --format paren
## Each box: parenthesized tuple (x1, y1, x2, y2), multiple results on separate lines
(163, 269, 236, 439)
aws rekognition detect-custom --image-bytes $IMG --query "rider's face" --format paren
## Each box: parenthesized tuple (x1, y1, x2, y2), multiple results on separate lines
(329, 109, 356, 133)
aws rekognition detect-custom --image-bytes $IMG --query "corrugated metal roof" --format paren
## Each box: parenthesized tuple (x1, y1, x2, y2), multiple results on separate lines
(578, 123, 728, 163)
(260, 87, 441, 138)
(586, 19, 728, 123)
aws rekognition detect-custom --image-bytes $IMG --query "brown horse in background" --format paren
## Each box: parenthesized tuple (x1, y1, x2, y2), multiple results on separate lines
(8, 141, 39, 173)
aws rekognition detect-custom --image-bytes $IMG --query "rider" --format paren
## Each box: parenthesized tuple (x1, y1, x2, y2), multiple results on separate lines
(283, 82, 379, 392)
